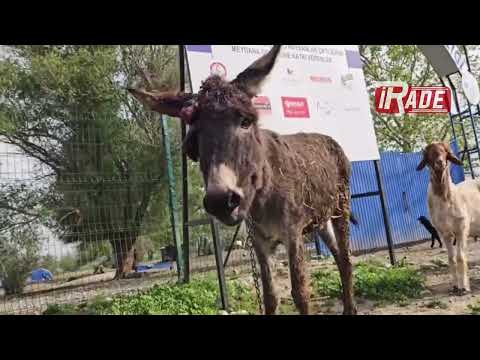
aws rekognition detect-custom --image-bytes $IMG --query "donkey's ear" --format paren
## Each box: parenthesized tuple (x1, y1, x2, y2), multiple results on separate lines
(231, 45, 282, 97)
(416, 153, 427, 171)
(128, 88, 195, 118)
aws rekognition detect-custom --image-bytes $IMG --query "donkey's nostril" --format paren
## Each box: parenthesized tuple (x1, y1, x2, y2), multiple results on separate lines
(227, 191, 241, 211)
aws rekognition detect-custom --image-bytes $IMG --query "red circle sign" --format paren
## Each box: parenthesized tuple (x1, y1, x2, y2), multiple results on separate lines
(210, 62, 227, 78)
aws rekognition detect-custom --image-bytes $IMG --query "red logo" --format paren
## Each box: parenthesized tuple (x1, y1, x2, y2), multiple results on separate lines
(281, 97, 310, 118)
(210, 62, 227, 78)
(310, 75, 332, 84)
(253, 96, 272, 115)
(375, 82, 451, 114)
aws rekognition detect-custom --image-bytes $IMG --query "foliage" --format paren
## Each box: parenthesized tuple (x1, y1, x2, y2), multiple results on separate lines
(0, 226, 41, 295)
(77, 241, 112, 265)
(0, 45, 181, 276)
(312, 260, 426, 304)
(424, 299, 448, 310)
(43, 276, 257, 315)
(468, 301, 480, 315)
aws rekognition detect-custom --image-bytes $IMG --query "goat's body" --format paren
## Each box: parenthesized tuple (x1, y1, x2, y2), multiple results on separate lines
(429, 179, 480, 240)
(249, 130, 356, 314)
(456, 180, 480, 236)
(428, 177, 480, 292)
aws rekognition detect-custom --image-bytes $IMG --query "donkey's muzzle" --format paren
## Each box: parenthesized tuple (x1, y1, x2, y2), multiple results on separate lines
(203, 189, 243, 226)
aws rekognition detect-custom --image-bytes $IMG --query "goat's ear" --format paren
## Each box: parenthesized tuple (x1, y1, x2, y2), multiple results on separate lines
(128, 88, 195, 120)
(447, 152, 463, 166)
(182, 127, 199, 162)
(442, 143, 463, 166)
(416, 153, 427, 171)
(231, 45, 282, 97)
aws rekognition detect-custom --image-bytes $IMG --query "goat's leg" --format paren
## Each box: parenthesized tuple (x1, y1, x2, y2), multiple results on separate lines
(456, 230, 470, 293)
(287, 235, 310, 315)
(252, 238, 278, 315)
(443, 234, 459, 293)
(331, 189, 357, 315)
(431, 236, 435, 248)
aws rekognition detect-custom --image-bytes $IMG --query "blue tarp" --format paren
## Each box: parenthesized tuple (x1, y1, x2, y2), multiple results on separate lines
(30, 268, 53, 283)
(135, 262, 173, 273)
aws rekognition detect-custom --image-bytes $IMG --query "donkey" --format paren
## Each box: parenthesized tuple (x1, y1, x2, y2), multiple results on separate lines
(129, 45, 357, 315)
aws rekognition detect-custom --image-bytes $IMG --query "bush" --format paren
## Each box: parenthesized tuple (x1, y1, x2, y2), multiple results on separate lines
(77, 241, 112, 266)
(44, 276, 257, 315)
(58, 255, 79, 272)
(0, 227, 41, 295)
(312, 260, 426, 304)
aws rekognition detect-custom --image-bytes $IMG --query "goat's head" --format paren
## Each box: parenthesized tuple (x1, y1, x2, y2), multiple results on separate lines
(129, 45, 282, 226)
(416, 142, 463, 176)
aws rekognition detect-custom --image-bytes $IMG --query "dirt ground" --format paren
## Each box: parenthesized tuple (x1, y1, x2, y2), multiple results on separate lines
(263, 239, 480, 315)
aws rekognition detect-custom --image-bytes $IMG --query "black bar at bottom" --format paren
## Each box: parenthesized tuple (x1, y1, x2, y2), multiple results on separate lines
(374, 160, 396, 266)
(210, 219, 229, 311)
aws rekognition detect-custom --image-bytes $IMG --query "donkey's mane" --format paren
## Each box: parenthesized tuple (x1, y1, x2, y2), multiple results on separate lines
(197, 75, 258, 121)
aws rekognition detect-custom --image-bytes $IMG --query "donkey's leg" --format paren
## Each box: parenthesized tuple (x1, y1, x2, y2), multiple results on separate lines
(331, 189, 357, 315)
(287, 233, 310, 315)
(456, 228, 470, 293)
(252, 238, 278, 315)
(317, 221, 340, 260)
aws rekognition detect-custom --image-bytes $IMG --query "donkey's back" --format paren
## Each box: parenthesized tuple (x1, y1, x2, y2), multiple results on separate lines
(262, 130, 352, 224)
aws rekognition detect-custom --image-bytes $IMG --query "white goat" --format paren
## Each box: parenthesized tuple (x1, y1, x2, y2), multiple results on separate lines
(417, 142, 480, 294)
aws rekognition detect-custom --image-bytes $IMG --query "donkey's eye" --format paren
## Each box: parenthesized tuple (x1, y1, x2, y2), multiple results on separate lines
(240, 118, 252, 129)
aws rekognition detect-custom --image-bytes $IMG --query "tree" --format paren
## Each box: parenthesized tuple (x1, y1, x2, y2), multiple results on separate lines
(0, 45, 180, 278)
(360, 45, 452, 152)
(0, 224, 41, 295)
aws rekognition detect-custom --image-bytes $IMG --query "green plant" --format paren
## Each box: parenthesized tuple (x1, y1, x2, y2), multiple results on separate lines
(0, 227, 41, 295)
(43, 276, 257, 315)
(424, 299, 448, 310)
(312, 260, 426, 304)
(468, 301, 480, 315)
(58, 255, 80, 273)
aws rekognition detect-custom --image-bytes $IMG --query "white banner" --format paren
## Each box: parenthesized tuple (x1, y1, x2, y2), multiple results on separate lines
(185, 45, 380, 162)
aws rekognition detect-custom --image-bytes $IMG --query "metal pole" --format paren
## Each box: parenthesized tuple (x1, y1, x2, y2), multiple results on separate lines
(313, 232, 322, 257)
(447, 76, 475, 176)
(461, 45, 480, 178)
(161, 115, 184, 281)
(210, 218, 229, 311)
(223, 222, 242, 268)
(374, 159, 396, 266)
(179, 45, 190, 283)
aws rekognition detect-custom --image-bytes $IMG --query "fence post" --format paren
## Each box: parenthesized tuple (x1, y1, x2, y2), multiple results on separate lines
(161, 115, 184, 282)
(374, 159, 396, 265)
(210, 218, 229, 311)
(179, 45, 191, 283)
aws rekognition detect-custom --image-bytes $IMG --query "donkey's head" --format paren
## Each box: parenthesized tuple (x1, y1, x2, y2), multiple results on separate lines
(129, 45, 282, 226)
(416, 142, 463, 176)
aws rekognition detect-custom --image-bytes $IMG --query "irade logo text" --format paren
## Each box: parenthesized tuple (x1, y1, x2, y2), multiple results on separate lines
(375, 82, 451, 115)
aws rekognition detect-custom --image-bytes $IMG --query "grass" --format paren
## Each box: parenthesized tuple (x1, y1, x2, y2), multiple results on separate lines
(312, 260, 426, 304)
(424, 299, 448, 310)
(468, 301, 480, 315)
(43, 276, 257, 315)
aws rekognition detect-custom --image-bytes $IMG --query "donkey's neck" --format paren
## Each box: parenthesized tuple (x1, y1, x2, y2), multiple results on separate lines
(249, 130, 288, 223)
(430, 167, 454, 200)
